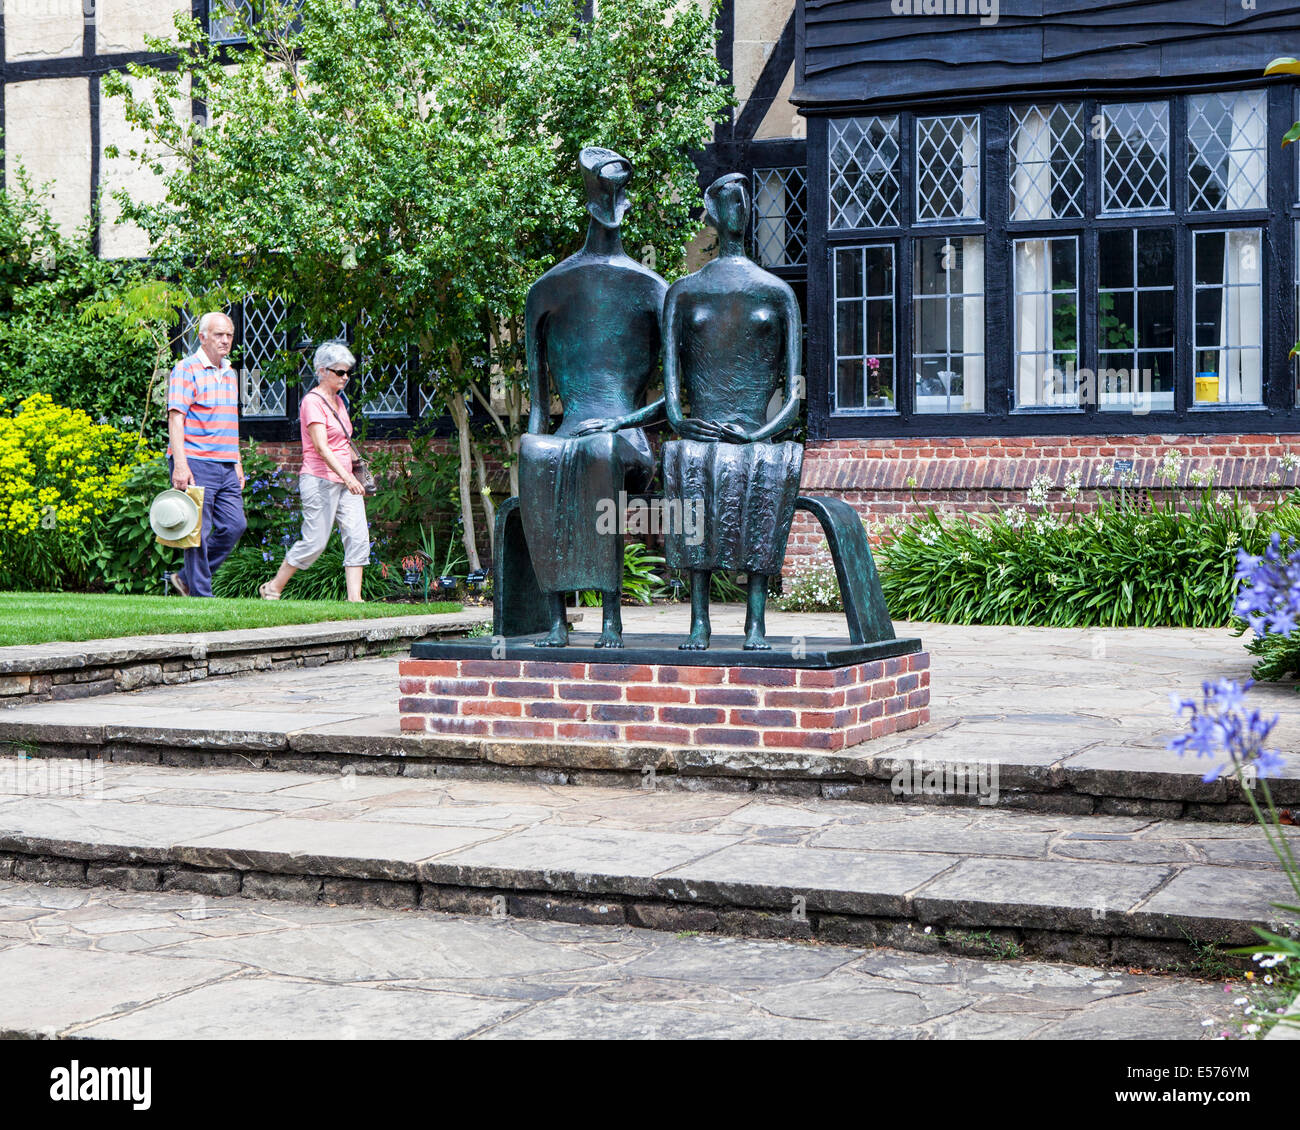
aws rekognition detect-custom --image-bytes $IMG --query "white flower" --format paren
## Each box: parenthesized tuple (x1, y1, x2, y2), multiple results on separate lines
(1005, 506, 1027, 531)
(1157, 449, 1185, 484)
(1281, 451, 1300, 472)
(918, 526, 941, 546)
(905, 475, 919, 488)
(1215, 491, 1232, 507)
(1226, 531, 1239, 548)
(1027, 473, 1053, 507)
(1063, 469, 1082, 501)
(959, 550, 971, 563)
(1187, 468, 1213, 488)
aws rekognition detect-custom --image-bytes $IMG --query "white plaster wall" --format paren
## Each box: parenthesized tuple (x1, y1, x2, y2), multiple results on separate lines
(4, 77, 92, 236)
(98, 74, 186, 258)
(733, 0, 795, 135)
(95, 0, 188, 55)
(4, 0, 85, 61)
(753, 61, 800, 140)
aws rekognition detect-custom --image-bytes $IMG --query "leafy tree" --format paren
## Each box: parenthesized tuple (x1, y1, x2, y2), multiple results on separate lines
(105, 0, 731, 569)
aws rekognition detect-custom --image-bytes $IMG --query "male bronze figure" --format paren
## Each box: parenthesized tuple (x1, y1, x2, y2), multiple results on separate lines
(517, 146, 668, 648)
(661, 172, 804, 650)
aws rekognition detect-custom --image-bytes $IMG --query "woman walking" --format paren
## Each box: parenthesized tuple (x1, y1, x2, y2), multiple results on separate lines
(260, 342, 371, 602)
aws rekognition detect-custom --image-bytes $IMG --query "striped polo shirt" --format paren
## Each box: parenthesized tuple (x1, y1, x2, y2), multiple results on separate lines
(167, 349, 240, 462)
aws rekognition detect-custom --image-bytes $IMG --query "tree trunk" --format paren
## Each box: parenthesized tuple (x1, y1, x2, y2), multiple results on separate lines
(445, 394, 482, 573)
(473, 442, 496, 560)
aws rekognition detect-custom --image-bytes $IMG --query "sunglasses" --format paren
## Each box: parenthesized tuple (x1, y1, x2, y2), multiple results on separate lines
(327, 368, 352, 378)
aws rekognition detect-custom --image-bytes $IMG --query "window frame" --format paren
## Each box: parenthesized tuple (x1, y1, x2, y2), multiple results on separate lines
(811, 83, 1296, 440)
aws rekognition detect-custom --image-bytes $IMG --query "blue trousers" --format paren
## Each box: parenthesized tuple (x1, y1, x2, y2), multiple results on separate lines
(172, 458, 247, 598)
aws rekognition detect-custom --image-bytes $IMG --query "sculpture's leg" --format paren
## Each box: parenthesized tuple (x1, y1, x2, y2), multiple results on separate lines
(743, 573, 771, 651)
(680, 570, 711, 650)
(594, 590, 624, 649)
(533, 592, 570, 648)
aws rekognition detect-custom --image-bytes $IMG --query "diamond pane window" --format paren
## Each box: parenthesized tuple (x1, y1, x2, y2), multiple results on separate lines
(355, 311, 409, 417)
(915, 114, 980, 222)
(1193, 229, 1263, 405)
(1013, 237, 1079, 408)
(1296, 221, 1300, 404)
(1009, 103, 1084, 221)
(239, 297, 289, 418)
(833, 245, 896, 412)
(1188, 91, 1268, 212)
(209, 0, 252, 43)
(913, 237, 984, 414)
(1098, 229, 1175, 413)
(829, 117, 901, 230)
(1100, 102, 1171, 213)
(752, 167, 807, 267)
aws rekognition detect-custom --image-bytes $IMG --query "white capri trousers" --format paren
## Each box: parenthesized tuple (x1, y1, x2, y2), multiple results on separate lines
(284, 473, 371, 569)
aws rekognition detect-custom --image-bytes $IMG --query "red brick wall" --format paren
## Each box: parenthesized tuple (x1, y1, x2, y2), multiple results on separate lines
(786, 433, 1300, 567)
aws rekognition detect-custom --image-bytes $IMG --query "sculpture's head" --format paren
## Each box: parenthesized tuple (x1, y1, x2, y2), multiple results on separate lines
(704, 173, 749, 240)
(580, 146, 632, 230)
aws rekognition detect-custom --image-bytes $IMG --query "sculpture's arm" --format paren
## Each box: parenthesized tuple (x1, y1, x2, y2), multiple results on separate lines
(747, 285, 803, 442)
(525, 289, 549, 435)
(662, 287, 686, 434)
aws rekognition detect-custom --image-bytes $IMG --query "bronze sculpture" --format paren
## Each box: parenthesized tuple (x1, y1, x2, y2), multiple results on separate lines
(517, 146, 668, 648)
(661, 172, 804, 650)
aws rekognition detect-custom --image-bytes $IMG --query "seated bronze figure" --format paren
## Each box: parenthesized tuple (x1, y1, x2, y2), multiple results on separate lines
(661, 172, 804, 651)
(517, 146, 668, 648)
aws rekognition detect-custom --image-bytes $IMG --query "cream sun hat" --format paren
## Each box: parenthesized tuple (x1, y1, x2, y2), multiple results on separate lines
(148, 489, 201, 541)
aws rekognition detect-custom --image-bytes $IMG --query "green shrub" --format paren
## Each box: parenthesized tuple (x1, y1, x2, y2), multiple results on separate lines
(212, 543, 398, 601)
(580, 541, 665, 606)
(92, 456, 174, 593)
(0, 395, 157, 591)
(0, 167, 160, 433)
(878, 466, 1289, 628)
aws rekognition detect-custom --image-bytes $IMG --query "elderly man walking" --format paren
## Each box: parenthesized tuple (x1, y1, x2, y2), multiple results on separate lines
(167, 311, 247, 597)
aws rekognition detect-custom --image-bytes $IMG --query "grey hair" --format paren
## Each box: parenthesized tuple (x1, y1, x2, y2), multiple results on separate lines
(313, 341, 356, 377)
(197, 311, 232, 335)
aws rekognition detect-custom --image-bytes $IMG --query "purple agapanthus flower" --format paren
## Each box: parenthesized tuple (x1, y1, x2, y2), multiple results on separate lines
(1234, 533, 1300, 640)
(1167, 678, 1285, 783)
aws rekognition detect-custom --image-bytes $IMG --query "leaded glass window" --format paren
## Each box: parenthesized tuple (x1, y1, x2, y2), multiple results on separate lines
(209, 0, 252, 43)
(1009, 103, 1084, 221)
(829, 117, 901, 230)
(1013, 237, 1079, 408)
(915, 114, 981, 222)
(833, 245, 895, 412)
(1188, 91, 1268, 212)
(913, 237, 984, 414)
(238, 297, 289, 418)
(1100, 102, 1171, 214)
(752, 167, 807, 267)
(355, 311, 409, 417)
(1193, 229, 1263, 405)
(1098, 229, 1175, 412)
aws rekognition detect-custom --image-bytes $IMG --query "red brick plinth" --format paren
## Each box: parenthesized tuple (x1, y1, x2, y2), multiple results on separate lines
(397, 653, 930, 751)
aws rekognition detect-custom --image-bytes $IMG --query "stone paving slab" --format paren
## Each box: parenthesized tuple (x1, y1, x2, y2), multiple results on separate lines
(0, 879, 1240, 1040)
(4, 613, 1296, 811)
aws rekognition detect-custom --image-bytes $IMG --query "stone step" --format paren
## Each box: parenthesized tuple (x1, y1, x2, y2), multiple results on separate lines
(1, 757, 1296, 971)
(2, 703, 1296, 822)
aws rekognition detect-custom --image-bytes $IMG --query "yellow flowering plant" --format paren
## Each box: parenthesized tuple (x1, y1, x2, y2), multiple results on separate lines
(0, 394, 157, 590)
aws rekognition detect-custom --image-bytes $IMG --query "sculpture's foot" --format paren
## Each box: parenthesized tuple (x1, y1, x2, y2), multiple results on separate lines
(679, 627, 711, 651)
(593, 628, 624, 649)
(742, 631, 771, 652)
(533, 626, 569, 648)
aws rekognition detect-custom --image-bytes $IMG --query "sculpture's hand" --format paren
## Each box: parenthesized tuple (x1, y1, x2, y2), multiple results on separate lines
(716, 422, 752, 444)
(677, 418, 722, 442)
(573, 417, 620, 436)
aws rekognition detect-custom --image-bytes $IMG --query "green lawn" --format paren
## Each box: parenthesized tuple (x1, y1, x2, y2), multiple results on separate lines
(0, 592, 464, 647)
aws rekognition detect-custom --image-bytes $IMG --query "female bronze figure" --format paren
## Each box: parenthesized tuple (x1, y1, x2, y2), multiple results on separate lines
(661, 172, 803, 650)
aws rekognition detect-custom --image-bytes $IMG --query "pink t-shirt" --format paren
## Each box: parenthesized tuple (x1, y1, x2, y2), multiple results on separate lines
(299, 391, 354, 483)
